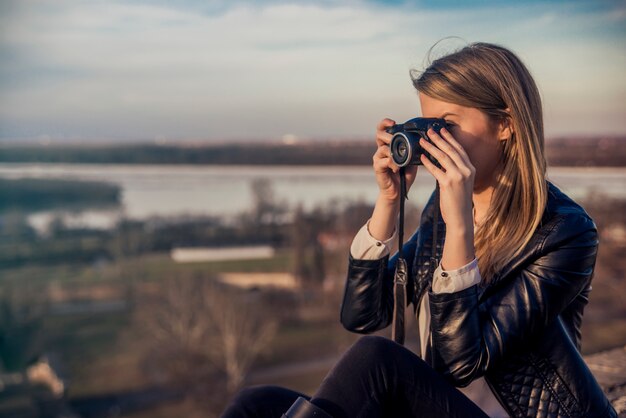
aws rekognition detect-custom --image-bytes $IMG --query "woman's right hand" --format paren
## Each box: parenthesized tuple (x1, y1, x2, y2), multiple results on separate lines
(373, 118, 418, 202)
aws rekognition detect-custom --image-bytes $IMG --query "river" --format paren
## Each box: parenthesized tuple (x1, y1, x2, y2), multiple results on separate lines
(0, 164, 624, 230)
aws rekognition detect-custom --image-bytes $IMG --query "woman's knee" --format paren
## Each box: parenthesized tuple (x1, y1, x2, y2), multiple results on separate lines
(230, 384, 286, 404)
(222, 385, 281, 417)
(349, 335, 398, 363)
(347, 335, 426, 373)
(222, 384, 308, 418)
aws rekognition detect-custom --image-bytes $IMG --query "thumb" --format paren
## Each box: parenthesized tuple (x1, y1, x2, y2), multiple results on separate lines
(404, 165, 419, 189)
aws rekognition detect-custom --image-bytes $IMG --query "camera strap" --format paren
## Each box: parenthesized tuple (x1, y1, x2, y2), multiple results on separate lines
(431, 181, 441, 276)
(391, 168, 440, 347)
(391, 167, 408, 345)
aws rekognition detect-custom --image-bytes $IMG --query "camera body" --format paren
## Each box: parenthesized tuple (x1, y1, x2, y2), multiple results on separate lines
(385, 118, 448, 168)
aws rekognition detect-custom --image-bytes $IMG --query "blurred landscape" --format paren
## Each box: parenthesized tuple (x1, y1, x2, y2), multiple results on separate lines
(2, 0, 625, 415)
(1, 135, 625, 166)
(0, 138, 625, 418)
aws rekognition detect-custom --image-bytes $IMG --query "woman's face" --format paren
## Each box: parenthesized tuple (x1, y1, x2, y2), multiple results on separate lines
(419, 93, 507, 192)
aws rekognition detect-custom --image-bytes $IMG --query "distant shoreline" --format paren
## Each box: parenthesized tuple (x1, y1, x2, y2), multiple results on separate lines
(1, 136, 624, 167)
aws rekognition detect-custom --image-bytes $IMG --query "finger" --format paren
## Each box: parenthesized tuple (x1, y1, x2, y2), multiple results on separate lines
(404, 165, 419, 188)
(439, 127, 471, 164)
(425, 129, 466, 171)
(376, 131, 393, 147)
(405, 165, 418, 181)
(419, 135, 457, 172)
(376, 118, 396, 132)
(435, 128, 475, 177)
(373, 156, 399, 174)
(373, 157, 389, 173)
(419, 154, 445, 183)
(376, 118, 395, 146)
(386, 157, 400, 173)
(373, 145, 391, 161)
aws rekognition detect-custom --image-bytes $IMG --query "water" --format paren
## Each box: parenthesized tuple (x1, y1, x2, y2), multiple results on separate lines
(0, 164, 624, 230)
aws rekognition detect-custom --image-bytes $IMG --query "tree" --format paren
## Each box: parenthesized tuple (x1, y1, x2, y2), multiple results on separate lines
(250, 178, 278, 226)
(206, 283, 278, 392)
(0, 283, 46, 372)
(134, 275, 278, 395)
(291, 205, 328, 288)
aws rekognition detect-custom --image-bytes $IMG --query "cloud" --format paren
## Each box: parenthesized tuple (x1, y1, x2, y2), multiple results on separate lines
(0, 0, 624, 140)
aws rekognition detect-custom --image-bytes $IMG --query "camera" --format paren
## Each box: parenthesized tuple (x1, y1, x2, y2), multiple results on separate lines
(386, 118, 448, 168)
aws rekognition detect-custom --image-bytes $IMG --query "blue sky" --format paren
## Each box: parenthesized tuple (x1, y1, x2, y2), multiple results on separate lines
(0, 0, 624, 142)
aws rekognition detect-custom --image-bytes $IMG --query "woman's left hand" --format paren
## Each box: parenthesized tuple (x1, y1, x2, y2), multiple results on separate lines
(418, 127, 475, 233)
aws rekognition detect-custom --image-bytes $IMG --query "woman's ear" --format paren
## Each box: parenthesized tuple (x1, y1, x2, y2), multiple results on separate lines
(497, 108, 514, 142)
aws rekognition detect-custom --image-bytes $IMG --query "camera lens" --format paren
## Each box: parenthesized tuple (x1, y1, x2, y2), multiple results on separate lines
(397, 142, 407, 159)
(390, 133, 411, 167)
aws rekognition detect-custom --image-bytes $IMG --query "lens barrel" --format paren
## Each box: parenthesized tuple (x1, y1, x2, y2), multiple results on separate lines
(390, 132, 422, 167)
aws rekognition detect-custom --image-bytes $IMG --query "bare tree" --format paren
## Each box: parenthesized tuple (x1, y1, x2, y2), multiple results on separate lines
(250, 178, 278, 225)
(134, 275, 278, 394)
(291, 205, 328, 288)
(205, 283, 278, 391)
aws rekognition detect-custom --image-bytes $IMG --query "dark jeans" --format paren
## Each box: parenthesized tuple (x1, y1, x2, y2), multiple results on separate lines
(221, 335, 490, 418)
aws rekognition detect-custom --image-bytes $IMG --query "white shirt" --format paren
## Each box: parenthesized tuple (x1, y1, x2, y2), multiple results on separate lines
(349, 219, 509, 418)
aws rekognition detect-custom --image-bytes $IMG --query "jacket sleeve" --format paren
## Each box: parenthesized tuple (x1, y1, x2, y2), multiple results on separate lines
(339, 228, 420, 333)
(428, 212, 599, 387)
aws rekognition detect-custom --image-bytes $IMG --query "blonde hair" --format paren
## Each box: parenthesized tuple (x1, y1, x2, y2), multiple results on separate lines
(411, 42, 547, 284)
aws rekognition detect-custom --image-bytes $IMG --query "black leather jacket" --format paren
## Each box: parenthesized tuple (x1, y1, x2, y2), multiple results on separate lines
(340, 181, 616, 418)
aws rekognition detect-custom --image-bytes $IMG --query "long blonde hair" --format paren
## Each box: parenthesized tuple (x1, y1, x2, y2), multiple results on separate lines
(411, 42, 548, 284)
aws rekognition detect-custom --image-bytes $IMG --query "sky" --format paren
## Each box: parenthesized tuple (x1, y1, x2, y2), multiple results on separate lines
(0, 0, 625, 142)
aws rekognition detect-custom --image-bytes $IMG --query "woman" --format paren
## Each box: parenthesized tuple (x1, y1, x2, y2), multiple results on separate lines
(222, 42, 616, 418)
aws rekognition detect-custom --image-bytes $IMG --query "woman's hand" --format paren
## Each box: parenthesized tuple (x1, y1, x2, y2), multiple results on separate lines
(367, 118, 419, 241)
(418, 127, 475, 234)
(419, 127, 476, 270)
(373, 118, 418, 202)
